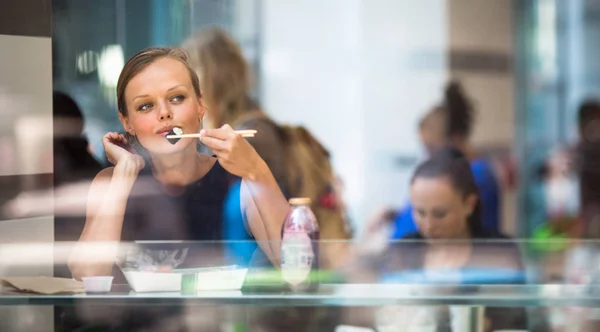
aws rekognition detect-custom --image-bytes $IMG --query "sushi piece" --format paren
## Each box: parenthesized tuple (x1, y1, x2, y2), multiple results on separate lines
(166, 127, 183, 145)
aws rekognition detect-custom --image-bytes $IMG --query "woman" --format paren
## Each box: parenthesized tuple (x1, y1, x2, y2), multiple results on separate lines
(380, 149, 525, 331)
(392, 81, 501, 238)
(406, 148, 499, 242)
(67, 47, 289, 280)
(182, 27, 289, 198)
(53, 91, 103, 279)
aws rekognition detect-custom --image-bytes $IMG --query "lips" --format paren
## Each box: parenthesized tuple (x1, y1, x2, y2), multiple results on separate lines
(157, 125, 176, 137)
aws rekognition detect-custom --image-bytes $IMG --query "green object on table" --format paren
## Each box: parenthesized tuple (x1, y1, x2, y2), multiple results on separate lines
(241, 268, 345, 294)
(179, 267, 344, 293)
(531, 223, 568, 252)
(181, 273, 197, 293)
(233, 324, 246, 332)
(242, 269, 344, 285)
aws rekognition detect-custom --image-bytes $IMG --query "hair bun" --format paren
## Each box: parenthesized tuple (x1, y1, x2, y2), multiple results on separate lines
(443, 80, 473, 138)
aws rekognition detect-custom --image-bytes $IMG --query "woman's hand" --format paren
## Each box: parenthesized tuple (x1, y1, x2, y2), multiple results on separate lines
(102, 132, 145, 177)
(199, 124, 264, 179)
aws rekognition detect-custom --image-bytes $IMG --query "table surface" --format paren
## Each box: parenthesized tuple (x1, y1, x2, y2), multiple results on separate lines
(2, 284, 600, 307)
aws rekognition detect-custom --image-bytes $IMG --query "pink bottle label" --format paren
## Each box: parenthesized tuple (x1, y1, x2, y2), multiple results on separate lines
(281, 232, 314, 286)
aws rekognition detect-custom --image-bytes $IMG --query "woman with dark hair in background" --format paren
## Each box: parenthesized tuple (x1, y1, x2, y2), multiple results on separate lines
(391, 81, 502, 238)
(53, 91, 103, 276)
(406, 147, 496, 240)
(533, 99, 600, 241)
(576, 99, 600, 238)
(53, 91, 103, 187)
(377, 148, 525, 331)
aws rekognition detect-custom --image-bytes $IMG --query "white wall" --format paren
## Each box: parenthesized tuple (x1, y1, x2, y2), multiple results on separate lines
(0, 32, 54, 332)
(0, 35, 53, 176)
(260, 0, 517, 234)
(0, 34, 54, 271)
(260, 0, 448, 231)
(449, 0, 515, 148)
(361, 0, 448, 230)
(260, 0, 364, 228)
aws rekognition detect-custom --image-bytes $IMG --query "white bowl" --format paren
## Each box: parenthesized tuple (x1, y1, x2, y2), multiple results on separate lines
(122, 267, 248, 293)
(81, 276, 114, 293)
(194, 268, 248, 291)
(122, 270, 182, 293)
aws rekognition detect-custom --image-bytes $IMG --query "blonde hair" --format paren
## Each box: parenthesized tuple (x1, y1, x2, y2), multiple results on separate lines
(116, 47, 201, 116)
(182, 26, 253, 126)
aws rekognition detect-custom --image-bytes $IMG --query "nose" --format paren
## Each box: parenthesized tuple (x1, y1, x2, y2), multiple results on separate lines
(419, 217, 432, 234)
(157, 102, 173, 121)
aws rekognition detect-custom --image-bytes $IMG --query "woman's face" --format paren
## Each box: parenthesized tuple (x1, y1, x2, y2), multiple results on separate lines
(410, 176, 477, 239)
(419, 127, 444, 156)
(119, 57, 204, 155)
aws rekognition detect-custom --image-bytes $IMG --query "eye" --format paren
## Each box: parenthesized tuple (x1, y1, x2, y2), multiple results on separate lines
(416, 209, 426, 218)
(137, 103, 153, 111)
(170, 95, 185, 103)
(431, 209, 447, 219)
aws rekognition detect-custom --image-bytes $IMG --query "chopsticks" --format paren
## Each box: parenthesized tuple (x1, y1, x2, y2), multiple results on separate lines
(166, 129, 256, 139)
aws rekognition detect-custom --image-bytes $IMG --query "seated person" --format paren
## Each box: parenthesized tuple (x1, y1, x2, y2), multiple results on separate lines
(62, 47, 289, 331)
(53, 91, 104, 278)
(392, 81, 501, 238)
(380, 148, 526, 331)
(68, 46, 288, 279)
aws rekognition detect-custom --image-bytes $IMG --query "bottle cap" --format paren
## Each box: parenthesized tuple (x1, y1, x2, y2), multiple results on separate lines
(289, 197, 311, 205)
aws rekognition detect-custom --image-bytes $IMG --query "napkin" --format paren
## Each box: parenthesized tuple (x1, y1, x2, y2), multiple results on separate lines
(1, 277, 84, 294)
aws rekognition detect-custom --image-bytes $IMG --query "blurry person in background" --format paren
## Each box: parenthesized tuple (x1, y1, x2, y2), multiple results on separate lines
(376, 148, 525, 331)
(53, 91, 103, 188)
(183, 27, 348, 331)
(181, 27, 291, 267)
(576, 99, 600, 238)
(534, 99, 600, 240)
(183, 27, 352, 267)
(53, 91, 105, 332)
(390, 81, 502, 238)
(406, 148, 505, 241)
(182, 27, 288, 198)
(1, 92, 102, 223)
(53, 91, 103, 277)
(535, 146, 580, 243)
(543, 99, 600, 332)
(578, 99, 600, 144)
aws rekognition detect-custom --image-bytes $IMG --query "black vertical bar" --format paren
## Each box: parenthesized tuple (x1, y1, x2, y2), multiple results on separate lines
(514, 0, 534, 237)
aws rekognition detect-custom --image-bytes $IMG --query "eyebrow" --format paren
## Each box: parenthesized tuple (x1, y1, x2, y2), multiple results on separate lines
(132, 85, 186, 102)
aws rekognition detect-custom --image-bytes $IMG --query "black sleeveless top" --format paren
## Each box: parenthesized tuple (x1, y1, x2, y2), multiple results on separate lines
(122, 160, 243, 241)
(58, 161, 258, 331)
(114, 160, 255, 281)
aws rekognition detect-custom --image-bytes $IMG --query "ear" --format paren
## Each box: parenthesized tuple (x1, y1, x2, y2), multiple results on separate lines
(464, 194, 478, 216)
(197, 92, 206, 120)
(118, 112, 134, 135)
